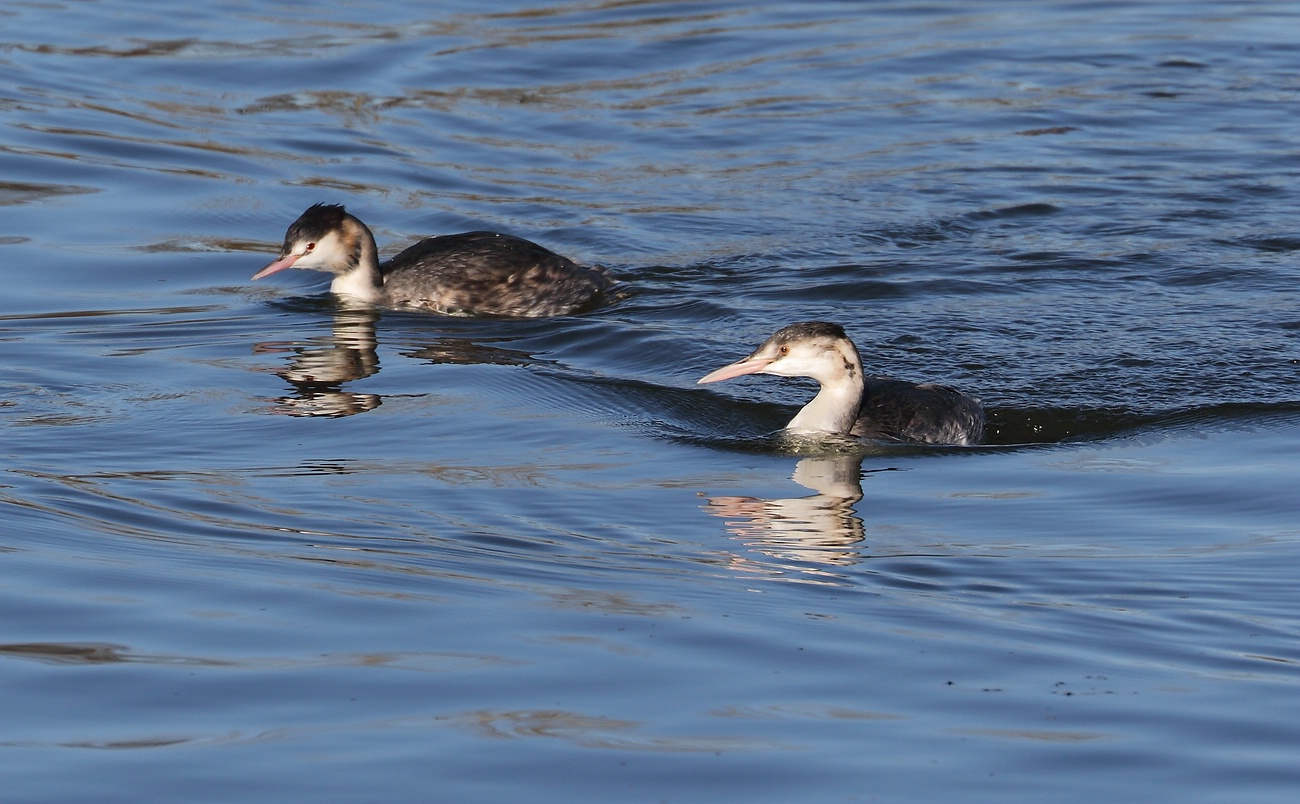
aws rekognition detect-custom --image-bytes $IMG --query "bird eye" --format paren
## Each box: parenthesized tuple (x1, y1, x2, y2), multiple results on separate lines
(778, 345, 789, 355)
(304, 242, 316, 253)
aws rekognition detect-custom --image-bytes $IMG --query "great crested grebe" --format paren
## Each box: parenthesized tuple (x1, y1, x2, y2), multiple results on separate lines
(698, 321, 986, 446)
(253, 204, 612, 317)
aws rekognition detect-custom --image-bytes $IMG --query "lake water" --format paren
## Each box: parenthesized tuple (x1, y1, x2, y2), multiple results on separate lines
(2, 1, 1299, 801)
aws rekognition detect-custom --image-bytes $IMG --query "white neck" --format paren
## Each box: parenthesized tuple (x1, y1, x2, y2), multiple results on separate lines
(785, 376, 863, 435)
(329, 219, 383, 302)
(782, 338, 865, 435)
(331, 268, 381, 302)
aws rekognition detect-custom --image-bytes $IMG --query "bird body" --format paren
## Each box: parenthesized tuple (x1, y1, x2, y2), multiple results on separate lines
(254, 204, 611, 317)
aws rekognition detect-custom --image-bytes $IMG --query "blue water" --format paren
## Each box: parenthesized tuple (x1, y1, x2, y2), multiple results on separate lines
(2, 1, 1299, 801)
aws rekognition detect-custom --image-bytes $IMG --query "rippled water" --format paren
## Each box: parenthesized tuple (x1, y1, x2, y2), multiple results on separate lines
(3, 1, 1299, 801)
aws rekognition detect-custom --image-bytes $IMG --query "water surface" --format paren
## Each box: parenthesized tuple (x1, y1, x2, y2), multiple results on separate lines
(2, 1, 1299, 801)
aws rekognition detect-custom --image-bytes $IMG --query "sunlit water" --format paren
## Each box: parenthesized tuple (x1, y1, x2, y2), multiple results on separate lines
(2, 1, 1299, 801)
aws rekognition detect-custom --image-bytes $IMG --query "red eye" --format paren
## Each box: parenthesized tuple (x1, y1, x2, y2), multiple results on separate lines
(305, 242, 316, 252)
(779, 345, 789, 355)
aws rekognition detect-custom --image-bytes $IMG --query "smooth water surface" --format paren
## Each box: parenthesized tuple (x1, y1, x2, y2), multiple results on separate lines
(2, 1, 1299, 801)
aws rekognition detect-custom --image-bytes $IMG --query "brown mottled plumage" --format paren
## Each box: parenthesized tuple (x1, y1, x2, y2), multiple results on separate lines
(698, 321, 986, 446)
(254, 204, 612, 317)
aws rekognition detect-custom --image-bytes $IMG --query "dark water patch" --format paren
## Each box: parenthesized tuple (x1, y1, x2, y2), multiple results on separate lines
(398, 335, 536, 369)
(0, 305, 225, 325)
(1016, 126, 1078, 137)
(986, 405, 1149, 446)
(536, 370, 791, 446)
(991, 402, 1300, 447)
(747, 271, 998, 304)
(265, 295, 358, 316)
(870, 217, 978, 248)
(1153, 263, 1288, 288)
(1156, 58, 1208, 70)
(963, 202, 1063, 222)
(1153, 402, 1300, 435)
(0, 642, 232, 667)
(0, 180, 99, 205)
(1228, 234, 1300, 254)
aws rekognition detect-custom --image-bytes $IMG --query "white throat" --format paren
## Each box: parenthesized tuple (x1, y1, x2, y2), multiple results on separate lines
(780, 339, 865, 435)
(785, 376, 863, 435)
(325, 219, 383, 302)
(331, 269, 382, 302)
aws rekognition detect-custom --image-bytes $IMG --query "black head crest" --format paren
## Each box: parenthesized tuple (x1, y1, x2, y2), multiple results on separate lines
(771, 321, 848, 343)
(286, 203, 350, 242)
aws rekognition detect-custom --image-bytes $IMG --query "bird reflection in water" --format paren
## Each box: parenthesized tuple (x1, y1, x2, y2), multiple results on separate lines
(705, 453, 878, 577)
(254, 310, 539, 417)
(254, 309, 383, 417)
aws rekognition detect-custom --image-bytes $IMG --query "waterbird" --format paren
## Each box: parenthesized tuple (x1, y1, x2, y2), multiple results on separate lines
(253, 204, 612, 317)
(697, 321, 986, 446)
